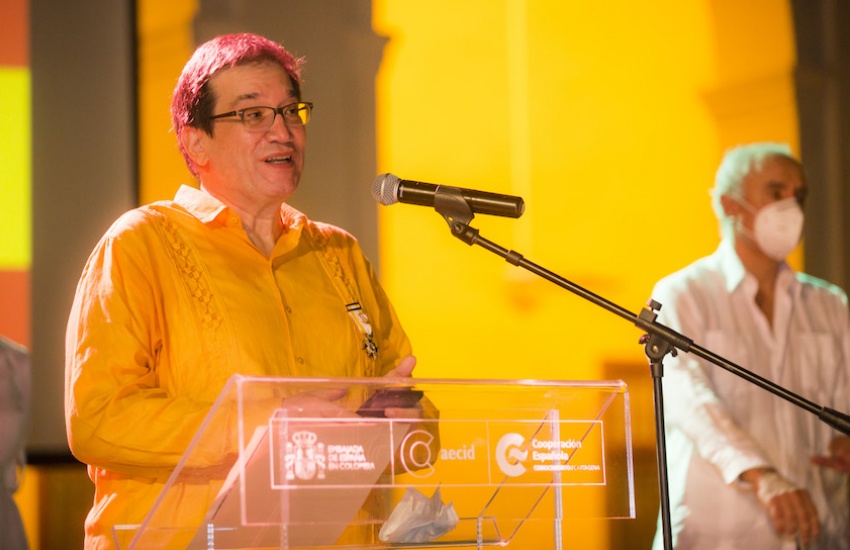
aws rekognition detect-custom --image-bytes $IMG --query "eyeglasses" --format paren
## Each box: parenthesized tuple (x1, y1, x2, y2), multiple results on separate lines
(209, 101, 313, 130)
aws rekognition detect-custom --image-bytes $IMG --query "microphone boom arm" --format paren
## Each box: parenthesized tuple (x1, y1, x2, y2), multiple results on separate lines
(439, 216, 850, 434)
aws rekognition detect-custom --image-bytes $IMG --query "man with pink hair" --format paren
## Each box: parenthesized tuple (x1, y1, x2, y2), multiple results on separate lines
(66, 33, 421, 549)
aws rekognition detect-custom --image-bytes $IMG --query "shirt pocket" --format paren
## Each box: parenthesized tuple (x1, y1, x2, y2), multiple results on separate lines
(793, 332, 835, 405)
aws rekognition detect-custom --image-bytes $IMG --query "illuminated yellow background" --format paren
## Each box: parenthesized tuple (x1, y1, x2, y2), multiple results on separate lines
(372, 0, 798, 386)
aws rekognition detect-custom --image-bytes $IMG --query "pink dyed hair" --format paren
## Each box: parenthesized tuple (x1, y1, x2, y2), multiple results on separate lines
(171, 33, 305, 177)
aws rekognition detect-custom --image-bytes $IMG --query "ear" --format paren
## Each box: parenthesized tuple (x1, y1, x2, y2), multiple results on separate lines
(179, 126, 209, 168)
(719, 194, 741, 218)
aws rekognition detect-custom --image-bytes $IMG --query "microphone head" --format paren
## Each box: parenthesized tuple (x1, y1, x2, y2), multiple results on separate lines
(372, 173, 401, 205)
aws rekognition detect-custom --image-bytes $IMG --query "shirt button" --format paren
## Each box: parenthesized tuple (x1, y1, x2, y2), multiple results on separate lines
(285, 306, 292, 314)
(296, 357, 304, 364)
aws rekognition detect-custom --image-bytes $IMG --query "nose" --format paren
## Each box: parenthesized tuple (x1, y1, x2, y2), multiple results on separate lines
(267, 111, 295, 139)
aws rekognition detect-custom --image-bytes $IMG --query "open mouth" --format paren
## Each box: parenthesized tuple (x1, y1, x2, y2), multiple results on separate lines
(264, 155, 292, 164)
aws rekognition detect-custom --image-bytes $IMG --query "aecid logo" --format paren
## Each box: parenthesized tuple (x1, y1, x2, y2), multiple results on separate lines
(399, 429, 436, 477)
(495, 433, 527, 477)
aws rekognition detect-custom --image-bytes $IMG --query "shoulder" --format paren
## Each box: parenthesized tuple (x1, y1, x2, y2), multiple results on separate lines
(648, 253, 732, 329)
(796, 271, 848, 306)
(81, 201, 190, 270)
(0, 337, 28, 364)
(792, 272, 850, 332)
(93, 201, 197, 255)
(653, 253, 723, 297)
(302, 220, 378, 286)
(305, 219, 357, 244)
(303, 220, 364, 259)
(101, 201, 184, 238)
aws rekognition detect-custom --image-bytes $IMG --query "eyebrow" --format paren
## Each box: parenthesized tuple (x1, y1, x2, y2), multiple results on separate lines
(228, 91, 299, 107)
(232, 92, 260, 103)
(765, 180, 807, 200)
(765, 180, 795, 191)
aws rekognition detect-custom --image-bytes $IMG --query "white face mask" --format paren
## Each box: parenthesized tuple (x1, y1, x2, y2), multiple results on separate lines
(737, 197, 804, 261)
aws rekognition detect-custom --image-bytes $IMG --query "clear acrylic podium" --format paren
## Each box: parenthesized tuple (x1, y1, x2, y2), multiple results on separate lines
(116, 375, 634, 549)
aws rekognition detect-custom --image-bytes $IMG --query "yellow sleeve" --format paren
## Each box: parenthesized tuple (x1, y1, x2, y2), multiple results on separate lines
(64, 212, 224, 477)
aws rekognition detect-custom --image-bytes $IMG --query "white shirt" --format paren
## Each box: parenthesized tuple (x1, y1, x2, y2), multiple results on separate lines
(650, 241, 850, 550)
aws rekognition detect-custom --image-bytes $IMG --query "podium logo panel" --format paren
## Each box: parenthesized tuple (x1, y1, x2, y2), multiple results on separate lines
(489, 420, 606, 485)
(269, 417, 607, 489)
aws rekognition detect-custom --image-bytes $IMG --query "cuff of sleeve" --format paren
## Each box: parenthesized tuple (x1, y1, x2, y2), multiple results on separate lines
(711, 449, 771, 485)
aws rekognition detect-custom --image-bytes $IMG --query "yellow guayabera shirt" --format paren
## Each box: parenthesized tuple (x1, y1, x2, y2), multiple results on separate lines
(65, 185, 411, 549)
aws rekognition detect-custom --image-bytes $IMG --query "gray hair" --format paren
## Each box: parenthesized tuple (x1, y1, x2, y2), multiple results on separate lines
(711, 142, 799, 237)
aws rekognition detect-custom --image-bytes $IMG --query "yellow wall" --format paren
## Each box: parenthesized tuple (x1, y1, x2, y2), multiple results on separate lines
(373, 0, 799, 380)
(373, 2, 798, 545)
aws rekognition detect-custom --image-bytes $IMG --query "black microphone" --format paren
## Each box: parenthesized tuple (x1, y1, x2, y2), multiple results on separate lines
(372, 173, 525, 218)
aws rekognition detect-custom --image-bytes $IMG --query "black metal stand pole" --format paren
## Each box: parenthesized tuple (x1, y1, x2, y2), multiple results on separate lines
(639, 308, 678, 549)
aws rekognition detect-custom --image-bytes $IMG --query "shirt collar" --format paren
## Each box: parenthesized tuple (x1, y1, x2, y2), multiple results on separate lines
(173, 185, 308, 229)
(717, 238, 797, 295)
(172, 184, 309, 254)
(717, 239, 748, 293)
(279, 202, 307, 234)
(174, 185, 229, 224)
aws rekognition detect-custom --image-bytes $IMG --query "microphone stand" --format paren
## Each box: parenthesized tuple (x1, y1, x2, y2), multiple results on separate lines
(431, 188, 850, 550)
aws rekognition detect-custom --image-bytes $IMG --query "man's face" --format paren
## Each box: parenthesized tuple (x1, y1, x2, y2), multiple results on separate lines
(192, 60, 306, 209)
(734, 155, 807, 235)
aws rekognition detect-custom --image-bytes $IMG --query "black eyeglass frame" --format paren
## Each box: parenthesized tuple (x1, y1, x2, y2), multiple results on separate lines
(209, 101, 314, 128)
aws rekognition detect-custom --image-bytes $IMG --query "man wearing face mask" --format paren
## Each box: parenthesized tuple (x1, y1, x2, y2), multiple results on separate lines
(650, 142, 850, 550)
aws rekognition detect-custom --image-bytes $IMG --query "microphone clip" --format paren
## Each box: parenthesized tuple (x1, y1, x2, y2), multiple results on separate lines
(433, 187, 479, 245)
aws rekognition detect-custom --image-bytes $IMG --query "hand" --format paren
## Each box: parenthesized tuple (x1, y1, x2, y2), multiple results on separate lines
(280, 387, 352, 418)
(383, 354, 417, 379)
(747, 468, 820, 546)
(379, 355, 440, 471)
(381, 355, 422, 419)
(810, 435, 850, 473)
